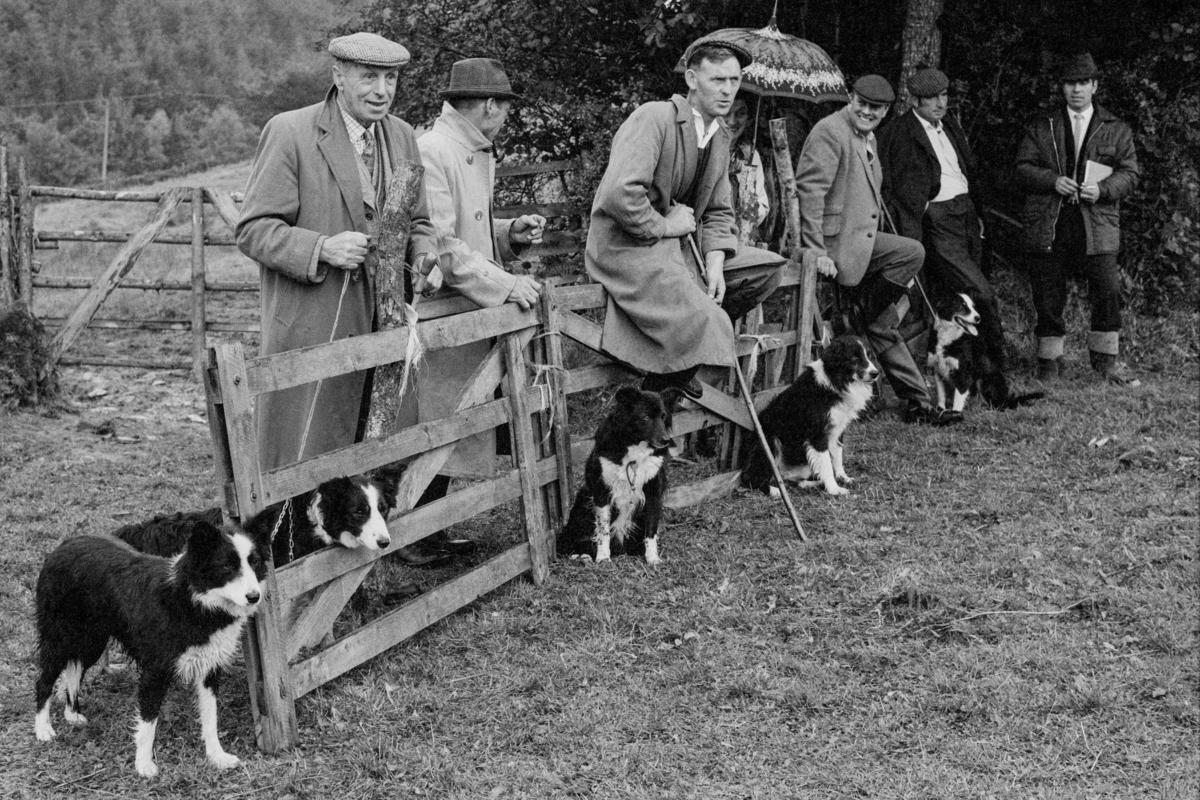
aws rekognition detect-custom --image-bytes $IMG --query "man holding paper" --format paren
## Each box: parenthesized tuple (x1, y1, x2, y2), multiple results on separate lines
(1015, 53, 1140, 385)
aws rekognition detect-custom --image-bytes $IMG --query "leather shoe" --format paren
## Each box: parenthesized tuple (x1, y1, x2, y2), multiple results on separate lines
(904, 402, 963, 427)
(1036, 357, 1061, 381)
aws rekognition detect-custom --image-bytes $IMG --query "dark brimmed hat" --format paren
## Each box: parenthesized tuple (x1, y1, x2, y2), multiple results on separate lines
(852, 74, 895, 104)
(907, 67, 949, 98)
(441, 58, 519, 100)
(1059, 52, 1098, 82)
(328, 32, 410, 68)
(682, 36, 753, 69)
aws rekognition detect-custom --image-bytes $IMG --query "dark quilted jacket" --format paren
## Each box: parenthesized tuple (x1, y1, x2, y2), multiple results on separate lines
(1015, 103, 1138, 254)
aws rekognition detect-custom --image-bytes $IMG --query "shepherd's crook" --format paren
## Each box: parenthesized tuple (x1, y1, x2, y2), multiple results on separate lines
(686, 234, 807, 542)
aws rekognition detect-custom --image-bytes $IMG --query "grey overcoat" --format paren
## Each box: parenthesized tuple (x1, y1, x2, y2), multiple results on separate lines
(237, 87, 439, 471)
(585, 95, 743, 373)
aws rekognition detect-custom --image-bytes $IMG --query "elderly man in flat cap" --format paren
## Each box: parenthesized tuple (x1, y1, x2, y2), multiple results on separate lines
(586, 36, 785, 403)
(796, 75, 958, 425)
(407, 57, 546, 505)
(237, 32, 442, 470)
(878, 66, 1027, 408)
(1016, 52, 1140, 385)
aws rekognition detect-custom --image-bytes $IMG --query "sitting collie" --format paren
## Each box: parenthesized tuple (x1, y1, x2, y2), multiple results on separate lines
(741, 335, 878, 496)
(927, 292, 1043, 412)
(113, 468, 402, 565)
(558, 387, 676, 564)
(34, 522, 268, 777)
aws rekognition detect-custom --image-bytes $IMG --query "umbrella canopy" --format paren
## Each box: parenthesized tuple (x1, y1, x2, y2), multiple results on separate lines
(675, 19, 847, 103)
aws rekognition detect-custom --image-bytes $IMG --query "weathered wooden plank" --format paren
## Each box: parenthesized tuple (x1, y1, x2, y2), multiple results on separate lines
(493, 202, 576, 219)
(34, 229, 237, 246)
(284, 565, 372, 660)
(16, 158, 34, 310)
(30, 185, 198, 202)
(565, 363, 634, 394)
(57, 355, 190, 370)
(290, 544, 531, 698)
(494, 159, 577, 178)
(504, 334, 553, 583)
(203, 187, 242, 233)
(364, 158, 424, 440)
(538, 291, 574, 530)
(550, 282, 606, 311)
(33, 276, 256, 292)
(555, 307, 604, 352)
(47, 187, 186, 365)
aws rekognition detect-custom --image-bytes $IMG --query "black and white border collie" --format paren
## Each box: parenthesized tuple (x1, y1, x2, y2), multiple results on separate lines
(927, 292, 1043, 411)
(558, 387, 676, 564)
(34, 522, 267, 777)
(114, 469, 402, 565)
(741, 335, 878, 496)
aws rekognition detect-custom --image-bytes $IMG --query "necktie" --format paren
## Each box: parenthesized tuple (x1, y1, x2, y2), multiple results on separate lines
(362, 130, 376, 177)
(1073, 113, 1086, 166)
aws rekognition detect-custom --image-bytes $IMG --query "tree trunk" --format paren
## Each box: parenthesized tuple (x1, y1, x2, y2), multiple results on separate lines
(897, 0, 945, 107)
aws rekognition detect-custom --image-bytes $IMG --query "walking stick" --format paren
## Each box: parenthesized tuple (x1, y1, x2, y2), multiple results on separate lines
(686, 234, 807, 542)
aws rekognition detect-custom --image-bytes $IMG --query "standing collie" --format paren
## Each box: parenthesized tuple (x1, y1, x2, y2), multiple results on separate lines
(34, 522, 268, 777)
(741, 335, 878, 496)
(558, 387, 676, 564)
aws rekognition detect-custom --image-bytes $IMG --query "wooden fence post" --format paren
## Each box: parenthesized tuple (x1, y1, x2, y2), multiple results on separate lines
(16, 157, 34, 313)
(503, 333, 553, 583)
(190, 187, 207, 380)
(46, 186, 185, 366)
(536, 291, 573, 534)
(0, 144, 12, 309)
(769, 118, 819, 368)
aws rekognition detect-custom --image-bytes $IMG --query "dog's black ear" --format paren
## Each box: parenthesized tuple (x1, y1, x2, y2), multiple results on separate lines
(614, 386, 642, 407)
(185, 519, 224, 555)
(657, 386, 684, 413)
(371, 463, 406, 512)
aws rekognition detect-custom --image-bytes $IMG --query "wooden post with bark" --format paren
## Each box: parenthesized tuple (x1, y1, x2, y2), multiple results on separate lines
(769, 118, 821, 369)
(16, 158, 34, 313)
(189, 186, 207, 380)
(364, 158, 425, 440)
(0, 145, 12, 309)
(897, 0, 945, 106)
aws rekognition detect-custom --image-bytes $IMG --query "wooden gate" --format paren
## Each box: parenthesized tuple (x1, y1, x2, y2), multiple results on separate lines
(203, 260, 817, 752)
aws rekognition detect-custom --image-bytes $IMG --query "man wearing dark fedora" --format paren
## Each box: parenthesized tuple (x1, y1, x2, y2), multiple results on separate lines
(585, 36, 785, 403)
(1016, 52, 1140, 385)
(237, 31, 441, 471)
(878, 66, 1027, 408)
(796, 74, 959, 425)
(408, 57, 546, 504)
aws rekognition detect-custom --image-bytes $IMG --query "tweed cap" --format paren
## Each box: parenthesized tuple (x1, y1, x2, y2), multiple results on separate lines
(441, 58, 519, 100)
(1059, 52, 1098, 82)
(907, 67, 949, 98)
(682, 36, 753, 69)
(328, 32, 410, 68)
(852, 74, 895, 104)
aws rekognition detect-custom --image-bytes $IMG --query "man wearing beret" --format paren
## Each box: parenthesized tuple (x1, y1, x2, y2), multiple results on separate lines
(796, 75, 959, 425)
(586, 37, 785, 402)
(237, 32, 442, 470)
(1016, 52, 1140, 385)
(878, 66, 1024, 407)
(411, 57, 545, 498)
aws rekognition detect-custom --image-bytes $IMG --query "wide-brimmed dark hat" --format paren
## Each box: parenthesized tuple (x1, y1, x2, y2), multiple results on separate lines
(328, 32, 410, 68)
(682, 36, 753, 69)
(1059, 53, 1098, 82)
(852, 74, 895, 104)
(441, 58, 519, 100)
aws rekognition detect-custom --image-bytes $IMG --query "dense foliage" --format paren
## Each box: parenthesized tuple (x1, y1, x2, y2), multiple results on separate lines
(0, 0, 339, 185)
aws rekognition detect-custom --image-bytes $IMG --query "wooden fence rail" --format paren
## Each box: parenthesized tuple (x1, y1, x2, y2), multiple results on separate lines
(204, 257, 817, 753)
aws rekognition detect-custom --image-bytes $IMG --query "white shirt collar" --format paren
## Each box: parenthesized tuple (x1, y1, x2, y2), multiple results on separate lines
(916, 113, 942, 134)
(692, 108, 721, 149)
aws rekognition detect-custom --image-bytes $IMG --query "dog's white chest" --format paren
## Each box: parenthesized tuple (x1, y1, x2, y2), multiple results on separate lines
(598, 444, 663, 531)
(175, 620, 246, 686)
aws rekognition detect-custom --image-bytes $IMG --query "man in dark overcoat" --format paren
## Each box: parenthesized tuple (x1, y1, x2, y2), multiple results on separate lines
(237, 32, 441, 470)
(585, 37, 785, 401)
(796, 75, 959, 425)
(1015, 52, 1140, 385)
(878, 66, 1021, 405)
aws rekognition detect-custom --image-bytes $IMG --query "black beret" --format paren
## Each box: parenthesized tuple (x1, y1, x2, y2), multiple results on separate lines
(907, 67, 949, 98)
(852, 74, 895, 104)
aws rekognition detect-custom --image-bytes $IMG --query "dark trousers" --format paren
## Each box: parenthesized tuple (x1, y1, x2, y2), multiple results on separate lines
(923, 195, 1007, 370)
(1028, 206, 1122, 343)
(857, 231, 929, 405)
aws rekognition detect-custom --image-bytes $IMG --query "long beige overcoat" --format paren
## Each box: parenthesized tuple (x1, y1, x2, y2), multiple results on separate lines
(414, 103, 522, 475)
(585, 95, 742, 373)
(237, 87, 439, 471)
(795, 105, 885, 287)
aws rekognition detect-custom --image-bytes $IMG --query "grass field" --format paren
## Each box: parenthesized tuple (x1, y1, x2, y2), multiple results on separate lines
(1, 304, 1196, 797)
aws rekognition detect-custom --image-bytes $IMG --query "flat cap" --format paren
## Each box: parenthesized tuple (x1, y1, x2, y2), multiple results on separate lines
(852, 74, 895, 104)
(1059, 52, 1097, 82)
(907, 67, 949, 98)
(683, 36, 753, 69)
(328, 32, 410, 68)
